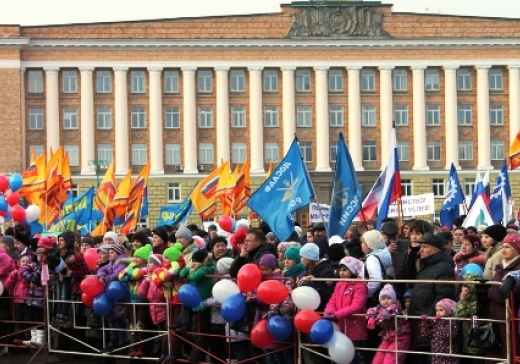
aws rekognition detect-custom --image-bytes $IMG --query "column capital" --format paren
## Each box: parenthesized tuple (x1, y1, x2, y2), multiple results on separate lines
(43, 66, 59, 73)
(214, 66, 230, 73)
(181, 66, 197, 72)
(346, 66, 362, 72)
(113, 66, 128, 72)
(147, 66, 163, 73)
(79, 67, 95, 73)
(247, 66, 264, 72)
(443, 65, 460, 71)
(508, 65, 520, 71)
(313, 66, 330, 72)
(378, 66, 395, 71)
(411, 65, 427, 72)
(475, 65, 492, 71)
(281, 66, 296, 72)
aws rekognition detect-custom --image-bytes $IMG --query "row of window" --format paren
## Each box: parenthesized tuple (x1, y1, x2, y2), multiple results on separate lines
(26, 67, 506, 95)
(26, 102, 507, 130)
(401, 178, 478, 198)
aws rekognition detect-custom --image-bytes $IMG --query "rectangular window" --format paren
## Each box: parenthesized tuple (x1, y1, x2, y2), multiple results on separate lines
(198, 107, 213, 128)
(361, 105, 376, 126)
(131, 144, 147, 165)
(197, 70, 212, 93)
(230, 70, 245, 92)
(296, 69, 311, 92)
(394, 105, 408, 126)
(432, 178, 445, 197)
(199, 143, 214, 164)
(28, 70, 43, 93)
(165, 144, 181, 165)
(457, 105, 472, 125)
(427, 141, 441, 161)
(457, 69, 471, 90)
(401, 179, 413, 196)
(63, 108, 78, 129)
(167, 182, 181, 203)
(299, 142, 312, 163)
(464, 178, 476, 197)
(164, 71, 179, 93)
(329, 106, 344, 127)
(231, 106, 246, 127)
(97, 144, 113, 163)
(64, 145, 79, 166)
(393, 69, 407, 91)
(489, 68, 503, 90)
(397, 141, 409, 161)
(265, 142, 279, 163)
(491, 140, 505, 160)
(263, 70, 278, 92)
(165, 107, 180, 128)
(425, 69, 440, 91)
(329, 69, 343, 91)
(362, 141, 377, 161)
(490, 104, 504, 125)
(459, 141, 473, 160)
(30, 144, 45, 157)
(29, 108, 44, 130)
(264, 106, 279, 127)
(62, 70, 77, 93)
(131, 107, 146, 128)
(97, 107, 112, 129)
(361, 69, 375, 91)
(426, 105, 440, 126)
(232, 143, 247, 164)
(330, 143, 337, 163)
(131, 70, 146, 93)
(96, 70, 111, 93)
(297, 106, 312, 127)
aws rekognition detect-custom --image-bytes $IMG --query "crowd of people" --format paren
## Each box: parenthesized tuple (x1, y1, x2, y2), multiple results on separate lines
(0, 217, 518, 364)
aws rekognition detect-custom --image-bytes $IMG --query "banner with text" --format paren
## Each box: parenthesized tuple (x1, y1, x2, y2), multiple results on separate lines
(309, 203, 331, 223)
(385, 193, 435, 217)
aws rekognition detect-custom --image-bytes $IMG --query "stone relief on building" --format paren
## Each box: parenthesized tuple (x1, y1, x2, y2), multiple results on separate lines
(287, 6, 390, 38)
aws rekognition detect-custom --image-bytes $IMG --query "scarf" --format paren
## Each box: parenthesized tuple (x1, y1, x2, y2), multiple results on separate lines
(284, 263, 306, 279)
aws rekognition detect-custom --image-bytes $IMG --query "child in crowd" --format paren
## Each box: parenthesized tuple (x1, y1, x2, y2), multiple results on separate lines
(324, 256, 368, 364)
(367, 284, 410, 364)
(402, 289, 413, 317)
(61, 248, 90, 329)
(282, 246, 306, 288)
(5, 254, 32, 345)
(22, 249, 45, 346)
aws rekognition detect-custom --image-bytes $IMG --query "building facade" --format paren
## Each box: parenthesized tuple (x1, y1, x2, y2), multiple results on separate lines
(1, 1, 520, 225)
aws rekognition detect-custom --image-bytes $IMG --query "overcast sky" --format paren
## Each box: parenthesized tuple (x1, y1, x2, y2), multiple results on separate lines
(0, 0, 516, 26)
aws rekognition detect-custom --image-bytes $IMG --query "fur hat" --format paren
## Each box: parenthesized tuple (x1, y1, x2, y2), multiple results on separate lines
(192, 249, 209, 264)
(0, 236, 14, 250)
(216, 257, 234, 275)
(174, 227, 192, 242)
(132, 231, 150, 246)
(482, 225, 507, 243)
(327, 243, 346, 262)
(379, 284, 396, 303)
(258, 253, 277, 270)
(300, 243, 320, 261)
(419, 232, 445, 250)
(339, 256, 363, 277)
(503, 233, 520, 255)
(362, 230, 385, 251)
(382, 221, 399, 237)
(436, 298, 457, 316)
(152, 226, 169, 244)
(108, 244, 126, 256)
(284, 246, 301, 264)
(148, 254, 164, 266)
(103, 231, 118, 244)
(133, 244, 152, 261)
(163, 243, 182, 262)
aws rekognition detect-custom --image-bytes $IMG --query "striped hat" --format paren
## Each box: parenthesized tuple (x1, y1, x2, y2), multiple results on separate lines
(148, 254, 164, 266)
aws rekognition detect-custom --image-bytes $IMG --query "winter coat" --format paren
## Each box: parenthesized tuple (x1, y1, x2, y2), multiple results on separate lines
(181, 242, 199, 268)
(456, 283, 486, 355)
(367, 300, 410, 342)
(153, 242, 168, 255)
(343, 237, 363, 259)
(484, 243, 503, 281)
(454, 250, 487, 279)
(138, 278, 166, 325)
(108, 254, 129, 283)
(0, 247, 15, 289)
(65, 254, 91, 295)
(390, 238, 410, 279)
(229, 242, 277, 278)
(364, 248, 394, 298)
(301, 259, 336, 312)
(152, 258, 187, 304)
(96, 260, 112, 286)
(4, 266, 29, 303)
(426, 318, 461, 364)
(21, 261, 42, 286)
(180, 260, 215, 300)
(324, 279, 368, 341)
(118, 263, 148, 303)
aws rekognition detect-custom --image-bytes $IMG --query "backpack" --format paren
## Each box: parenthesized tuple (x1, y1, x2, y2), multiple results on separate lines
(364, 254, 393, 307)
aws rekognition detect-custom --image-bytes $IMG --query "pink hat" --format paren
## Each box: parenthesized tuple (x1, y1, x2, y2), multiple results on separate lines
(379, 284, 396, 303)
(436, 298, 457, 316)
(504, 234, 520, 255)
(339, 256, 363, 277)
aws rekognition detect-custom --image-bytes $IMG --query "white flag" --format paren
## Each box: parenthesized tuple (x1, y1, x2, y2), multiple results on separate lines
(462, 195, 494, 228)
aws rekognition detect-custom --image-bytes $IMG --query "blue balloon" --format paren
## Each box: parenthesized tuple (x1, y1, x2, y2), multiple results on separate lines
(106, 281, 127, 301)
(221, 293, 246, 322)
(179, 284, 203, 308)
(310, 319, 334, 345)
(267, 315, 293, 341)
(231, 218, 237, 232)
(92, 292, 114, 316)
(8, 174, 23, 192)
(461, 263, 484, 277)
(0, 197, 7, 213)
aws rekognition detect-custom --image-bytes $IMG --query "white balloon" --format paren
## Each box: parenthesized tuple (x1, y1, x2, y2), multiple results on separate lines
(291, 286, 321, 311)
(25, 204, 41, 223)
(235, 219, 250, 231)
(328, 331, 355, 364)
(212, 279, 240, 304)
(0, 281, 3, 296)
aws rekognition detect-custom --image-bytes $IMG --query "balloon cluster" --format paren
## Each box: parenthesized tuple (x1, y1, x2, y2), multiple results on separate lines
(217, 215, 249, 233)
(80, 276, 127, 316)
(0, 173, 41, 223)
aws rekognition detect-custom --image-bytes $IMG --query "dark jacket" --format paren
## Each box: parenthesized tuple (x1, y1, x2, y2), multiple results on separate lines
(229, 242, 276, 278)
(390, 238, 410, 279)
(314, 237, 329, 259)
(344, 237, 363, 259)
(302, 259, 336, 312)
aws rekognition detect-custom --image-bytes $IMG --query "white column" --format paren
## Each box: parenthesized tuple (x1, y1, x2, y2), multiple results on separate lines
(314, 67, 331, 171)
(80, 67, 95, 175)
(282, 67, 296, 154)
(215, 67, 230, 163)
(509, 66, 520, 144)
(347, 67, 363, 171)
(443, 66, 460, 170)
(148, 67, 164, 175)
(248, 67, 264, 173)
(44, 67, 60, 155)
(20, 69, 26, 167)
(114, 67, 129, 174)
(476, 66, 493, 170)
(412, 66, 429, 171)
(379, 66, 394, 167)
(182, 67, 198, 174)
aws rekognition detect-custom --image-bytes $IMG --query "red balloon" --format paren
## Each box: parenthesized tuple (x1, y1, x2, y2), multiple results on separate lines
(0, 210, 6, 217)
(6, 192, 20, 207)
(0, 175, 8, 192)
(218, 215, 233, 233)
(81, 293, 95, 307)
(251, 319, 274, 349)
(80, 276, 104, 297)
(257, 280, 290, 305)
(237, 263, 262, 293)
(83, 248, 98, 271)
(10, 204, 26, 223)
(294, 310, 322, 333)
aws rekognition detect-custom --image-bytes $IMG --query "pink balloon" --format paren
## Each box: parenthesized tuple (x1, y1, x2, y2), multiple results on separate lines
(10, 204, 26, 222)
(83, 248, 98, 271)
(0, 176, 8, 192)
(6, 192, 20, 207)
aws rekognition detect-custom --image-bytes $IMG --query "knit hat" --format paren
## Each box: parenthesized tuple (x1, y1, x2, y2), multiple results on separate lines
(339, 256, 363, 277)
(216, 257, 234, 275)
(506, 223, 519, 232)
(152, 226, 169, 244)
(148, 254, 164, 266)
(193, 235, 206, 249)
(97, 244, 111, 255)
(382, 221, 399, 237)
(103, 231, 118, 244)
(482, 225, 507, 243)
(362, 230, 385, 251)
(258, 253, 277, 270)
(436, 298, 457, 316)
(109, 244, 126, 256)
(294, 226, 303, 238)
(132, 231, 150, 246)
(266, 232, 276, 240)
(463, 234, 481, 251)
(175, 227, 192, 242)
(284, 246, 301, 264)
(327, 243, 346, 262)
(0, 236, 14, 250)
(441, 226, 452, 232)
(503, 233, 520, 255)
(403, 288, 413, 299)
(192, 249, 209, 264)
(300, 243, 320, 261)
(14, 233, 30, 247)
(163, 243, 182, 262)
(419, 232, 445, 250)
(37, 236, 54, 250)
(379, 284, 396, 303)
(134, 244, 152, 261)
(80, 237, 94, 248)
(328, 235, 343, 246)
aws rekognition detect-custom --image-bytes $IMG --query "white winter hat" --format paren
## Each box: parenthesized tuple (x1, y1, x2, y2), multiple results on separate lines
(362, 230, 385, 251)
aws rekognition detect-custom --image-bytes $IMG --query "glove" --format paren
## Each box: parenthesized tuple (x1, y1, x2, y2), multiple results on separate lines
(367, 317, 375, 330)
(435, 314, 442, 321)
(500, 276, 516, 299)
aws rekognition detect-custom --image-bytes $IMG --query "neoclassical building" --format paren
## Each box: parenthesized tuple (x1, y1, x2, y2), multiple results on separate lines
(1, 0, 520, 225)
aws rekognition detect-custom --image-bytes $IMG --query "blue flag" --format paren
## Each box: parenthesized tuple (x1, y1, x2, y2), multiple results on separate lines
(247, 139, 314, 241)
(62, 187, 94, 226)
(440, 163, 465, 228)
(328, 133, 361, 238)
(489, 160, 511, 224)
(157, 199, 194, 226)
(140, 187, 149, 217)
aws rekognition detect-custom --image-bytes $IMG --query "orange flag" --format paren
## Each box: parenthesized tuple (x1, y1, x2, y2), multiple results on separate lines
(510, 131, 520, 170)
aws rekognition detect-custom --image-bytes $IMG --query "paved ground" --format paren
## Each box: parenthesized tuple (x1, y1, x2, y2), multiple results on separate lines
(1, 350, 138, 364)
